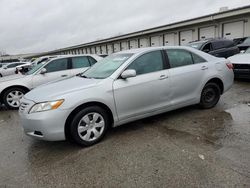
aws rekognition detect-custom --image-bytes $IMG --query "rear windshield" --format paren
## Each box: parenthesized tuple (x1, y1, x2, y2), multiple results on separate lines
(186, 41, 205, 49)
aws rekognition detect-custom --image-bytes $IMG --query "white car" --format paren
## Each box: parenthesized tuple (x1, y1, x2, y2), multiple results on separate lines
(0, 54, 102, 109)
(0, 62, 28, 77)
(16, 56, 58, 74)
(228, 47, 250, 79)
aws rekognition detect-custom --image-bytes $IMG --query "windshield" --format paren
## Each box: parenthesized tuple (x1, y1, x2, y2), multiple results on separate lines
(186, 41, 205, 49)
(25, 62, 46, 75)
(81, 53, 133, 79)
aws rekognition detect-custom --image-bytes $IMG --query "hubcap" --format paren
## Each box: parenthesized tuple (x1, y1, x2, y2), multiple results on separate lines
(6, 91, 24, 107)
(77, 112, 105, 142)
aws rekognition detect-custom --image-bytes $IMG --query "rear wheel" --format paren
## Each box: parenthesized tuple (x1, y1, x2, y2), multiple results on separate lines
(3, 87, 27, 110)
(69, 106, 109, 146)
(0, 74, 2, 77)
(199, 83, 221, 109)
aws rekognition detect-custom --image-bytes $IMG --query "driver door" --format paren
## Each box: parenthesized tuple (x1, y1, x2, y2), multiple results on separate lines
(31, 58, 72, 88)
(113, 50, 171, 121)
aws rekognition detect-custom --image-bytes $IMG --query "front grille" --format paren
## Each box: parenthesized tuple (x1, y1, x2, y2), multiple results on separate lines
(233, 64, 250, 70)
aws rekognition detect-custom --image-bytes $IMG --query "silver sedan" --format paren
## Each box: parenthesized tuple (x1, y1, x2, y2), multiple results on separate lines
(19, 46, 234, 146)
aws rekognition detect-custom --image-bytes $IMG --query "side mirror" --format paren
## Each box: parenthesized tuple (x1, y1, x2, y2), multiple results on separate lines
(240, 50, 245, 54)
(121, 69, 136, 79)
(40, 68, 47, 74)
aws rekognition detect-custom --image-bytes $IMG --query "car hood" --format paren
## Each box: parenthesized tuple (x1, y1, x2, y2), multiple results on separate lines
(228, 54, 250, 64)
(24, 76, 103, 102)
(0, 74, 25, 82)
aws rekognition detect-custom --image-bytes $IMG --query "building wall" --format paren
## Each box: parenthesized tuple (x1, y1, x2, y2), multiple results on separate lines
(49, 11, 250, 56)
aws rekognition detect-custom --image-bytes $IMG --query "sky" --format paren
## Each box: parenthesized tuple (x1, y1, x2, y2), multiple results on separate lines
(0, 0, 250, 55)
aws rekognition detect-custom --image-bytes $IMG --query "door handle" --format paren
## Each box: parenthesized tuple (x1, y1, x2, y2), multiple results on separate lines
(61, 75, 68, 77)
(201, 66, 208, 70)
(159, 75, 168, 80)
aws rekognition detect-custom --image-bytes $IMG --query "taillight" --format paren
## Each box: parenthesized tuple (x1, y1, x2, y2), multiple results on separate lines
(226, 63, 233, 69)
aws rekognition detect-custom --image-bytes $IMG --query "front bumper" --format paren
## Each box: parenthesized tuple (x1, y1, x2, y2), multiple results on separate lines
(19, 99, 72, 141)
(233, 69, 250, 79)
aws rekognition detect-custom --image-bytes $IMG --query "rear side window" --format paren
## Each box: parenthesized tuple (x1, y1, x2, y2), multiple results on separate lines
(71, 57, 90, 68)
(88, 56, 97, 65)
(126, 51, 163, 75)
(166, 49, 193, 68)
(45, 58, 68, 73)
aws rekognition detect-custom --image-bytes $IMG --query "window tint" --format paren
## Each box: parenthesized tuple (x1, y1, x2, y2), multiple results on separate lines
(192, 53, 206, 64)
(45, 58, 68, 73)
(71, 57, 90, 69)
(7, 63, 17, 68)
(166, 49, 193, 68)
(126, 51, 163, 75)
(88, 56, 97, 65)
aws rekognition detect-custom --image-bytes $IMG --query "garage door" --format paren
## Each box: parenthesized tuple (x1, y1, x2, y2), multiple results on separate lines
(223, 21, 244, 39)
(91, 47, 96, 54)
(199, 26, 216, 40)
(96, 46, 101, 54)
(114, 43, 120, 52)
(180, 30, 193, 45)
(164, 33, 175, 46)
(129, 39, 138, 49)
(151, 35, 163, 47)
(101, 45, 107, 54)
(121, 41, 129, 51)
(86, 48, 91, 54)
(139, 38, 150, 48)
(107, 44, 113, 54)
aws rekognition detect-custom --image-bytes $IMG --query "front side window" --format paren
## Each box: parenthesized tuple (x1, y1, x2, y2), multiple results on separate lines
(71, 57, 90, 69)
(202, 43, 212, 52)
(126, 51, 163, 75)
(166, 49, 193, 68)
(82, 53, 133, 79)
(44, 58, 68, 73)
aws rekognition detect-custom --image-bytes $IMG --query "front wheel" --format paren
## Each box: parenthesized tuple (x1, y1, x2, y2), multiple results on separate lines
(199, 83, 221, 109)
(69, 106, 109, 146)
(3, 87, 27, 110)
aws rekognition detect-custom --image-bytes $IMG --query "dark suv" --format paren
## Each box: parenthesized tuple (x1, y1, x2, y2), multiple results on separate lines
(187, 39, 239, 58)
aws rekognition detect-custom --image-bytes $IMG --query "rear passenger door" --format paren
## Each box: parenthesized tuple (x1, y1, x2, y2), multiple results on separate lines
(32, 58, 71, 88)
(166, 49, 209, 105)
(70, 56, 92, 75)
(210, 41, 227, 58)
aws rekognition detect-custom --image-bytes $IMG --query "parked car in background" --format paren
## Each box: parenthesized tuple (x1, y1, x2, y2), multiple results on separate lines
(0, 62, 29, 77)
(187, 38, 239, 58)
(16, 56, 58, 74)
(0, 54, 102, 109)
(233, 37, 247, 45)
(19, 46, 234, 146)
(0, 63, 7, 68)
(237, 37, 250, 51)
(228, 47, 250, 79)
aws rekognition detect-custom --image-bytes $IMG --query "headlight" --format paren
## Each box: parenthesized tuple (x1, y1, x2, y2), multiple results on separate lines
(29, 99, 64, 113)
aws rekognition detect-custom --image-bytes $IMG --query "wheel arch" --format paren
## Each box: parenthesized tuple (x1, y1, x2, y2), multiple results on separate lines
(204, 77, 224, 94)
(64, 101, 114, 140)
(0, 85, 30, 103)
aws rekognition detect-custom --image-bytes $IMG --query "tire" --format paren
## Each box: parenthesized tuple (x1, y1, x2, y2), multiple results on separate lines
(0, 74, 2, 77)
(69, 106, 110, 146)
(3, 87, 27, 110)
(199, 83, 221, 109)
